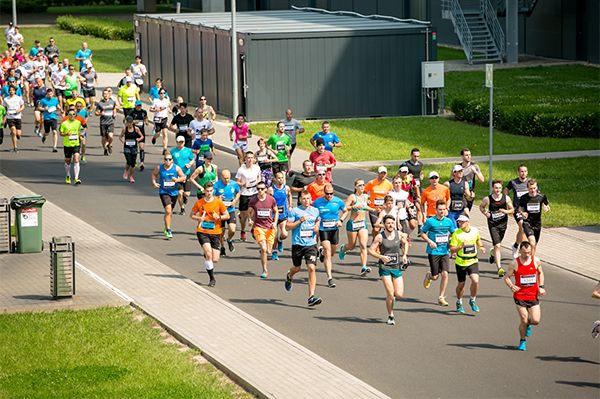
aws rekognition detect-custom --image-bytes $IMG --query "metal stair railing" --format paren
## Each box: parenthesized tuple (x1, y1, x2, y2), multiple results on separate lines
(441, 0, 473, 63)
(481, 0, 505, 59)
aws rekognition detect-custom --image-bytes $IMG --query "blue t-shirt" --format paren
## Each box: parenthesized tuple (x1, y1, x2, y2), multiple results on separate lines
(313, 196, 346, 231)
(39, 97, 59, 120)
(77, 109, 88, 119)
(75, 48, 92, 70)
(170, 146, 194, 176)
(148, 86, 169, 100)
(214, 180, 240, 213)
(288, 206, 320, 247)
(159, 164, 180, 196)
(2, 85, 22, 97)
(422, 216, 456, 255)
(192, 137, 214, 165)
(312, 131, 340, 152)
(272, 184, 289, 219)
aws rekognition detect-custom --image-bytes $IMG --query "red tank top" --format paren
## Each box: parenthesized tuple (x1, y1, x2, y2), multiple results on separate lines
(514, 256, 539, 301)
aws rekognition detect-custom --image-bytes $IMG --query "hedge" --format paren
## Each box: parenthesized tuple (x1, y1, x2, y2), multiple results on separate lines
(56, 15, 133, 41)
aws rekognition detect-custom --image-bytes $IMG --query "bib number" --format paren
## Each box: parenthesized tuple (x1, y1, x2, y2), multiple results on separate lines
(257, 208, 270, 218)
(125, 140, 136, 146)
(373, 198, 384, 207)
(136, 121, 144, 127)
(322, 219, 336, 229)
(276, 143, 285, 151)
(201, 220, 215, 230)
(127, 96, 136, 103)
(179, 124, 188, 132)
(246, 179, 257, 189)
(516, 190, 527, 198)
(491, 211, 504, 221)
(300, 228, 313, 238)
(435, 234, 448, 244)
(47, 106, 56, 113)
(135, 78, 143, 85)
(277, 206, 285, 214)
(153, 116, 162, 123)
(527, 203, 540, 213)
(519, 274, 536, 286)
(223, 200, 232, 207)
(257, 155, 268, 162)
(163, 181, 176, 187)
(386, 253, 399, 265)
(352, 220, 364, 231)
(68, 134, 78, 141)
(462, 244, 476, 255)
(451, 200, 464, 211)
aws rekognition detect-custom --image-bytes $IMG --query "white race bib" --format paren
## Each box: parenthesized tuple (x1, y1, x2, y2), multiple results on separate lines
(127, 96, 136, 103)
(519, 274, 536, 286)
(516, 190, 527, 198)
(223, 200, 232, 207)
(47, 106, 56, 113)
(491, 211, 504, 220)
(300, 228, 313, 238)
(322, 220, 336, 228)
(527, 203, 540, 213)
(163, 181, 176, 187)
(125, 140, 136, 146)
(435, 234, 448, 244)
(257, 208, 270, 218)
(178, 124, 188, 132)
(153, 116, 162, 123)
(316, 164, 327, 173)
(373, 198, 384, 207)
(246, 179, 257, 188)
(135, 78, 143, 85)
(68, 134, 78, 141)
(352, 220, 364, 231)
(136, 121, 144, 127)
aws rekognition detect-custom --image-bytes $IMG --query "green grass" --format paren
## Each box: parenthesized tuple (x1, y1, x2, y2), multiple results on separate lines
(47, 4, 174, 14)
(0, 307, 251, 399)
(373, 157, 600, 227)
(437, 45, 465, 61)
(20, 26, 134, 72)
(252, 117, 599, 162)
(57, 15, 134, 40)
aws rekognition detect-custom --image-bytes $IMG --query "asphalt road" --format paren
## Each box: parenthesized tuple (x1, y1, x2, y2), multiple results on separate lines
(1, 113, 599, 399)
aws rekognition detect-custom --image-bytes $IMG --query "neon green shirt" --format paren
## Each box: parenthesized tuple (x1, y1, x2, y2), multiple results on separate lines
(267, 133, 291, 162)
(118, 85, 139, 109)
(65, 74, 78, 97)
(450, 227, 481, 267)
(0, 104, 6, 119)
(60, 119, 82, 147)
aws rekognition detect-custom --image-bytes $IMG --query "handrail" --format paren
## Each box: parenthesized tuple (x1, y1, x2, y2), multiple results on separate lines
(441, 0, 473, 63)
(481, 0, 505, 58)
(291, 6, 430, 25)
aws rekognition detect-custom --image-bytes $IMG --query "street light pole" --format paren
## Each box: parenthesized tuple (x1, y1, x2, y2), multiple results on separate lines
(231, 0, 239, 118)
(12, 0, 17, 25)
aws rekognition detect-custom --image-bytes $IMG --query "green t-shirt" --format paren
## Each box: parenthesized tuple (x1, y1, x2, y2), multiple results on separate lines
(0, 104, 6, 119)
(65, 74, 78, 97)
(450, 227, 481, 267)
(118, 85, 139, 109)
(60, 119, 82, 147)
(267, 133, 291, 162)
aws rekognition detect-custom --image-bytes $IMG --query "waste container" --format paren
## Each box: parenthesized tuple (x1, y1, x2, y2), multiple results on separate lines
(0, 198, 10, 253)
(10, 195, 46, 253)
(50, 236, 75, 298)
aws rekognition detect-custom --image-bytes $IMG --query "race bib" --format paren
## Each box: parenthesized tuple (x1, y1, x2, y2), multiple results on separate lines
(373, 198, 384, 207)
(386, 253, 399, 265)
(223, 200, 232, 207)
(136, 121, 144, 127)
(201, 220, 215, 230)
(277, 206, 285, 214)
(127, 96, 136, 103)
(398, 207, 407, 220)
(103, 109, 113, 116)
(527, 203, 540, 213)
(451, 200, 464, 211)
(125, 140, 136, 146)
(300, 228, 313, 238)
(8, 110, 17, 115)
(257, 155, 268, 162)
(322, 219, 336, 228)
(153, 116, 162, 123)
(135, 78, 143, 85)
(47, 106, 56, 113)
(519, 274, 536, 286)
(316, 164, 327, 173)
(257, 208, 270, 218)
(276, 143, 285, 151)
(163, 181, 176, 187)
(68, 134, 78, 141)
(246, 179, 257, 188)
(435, 234, 448, 244)
(516, 190, 527, 198)
(352, 220, 364, 231)
(491, 211, 505, 221)
(462, 244, 476, 255)
(178, 124, 188, 132)
(415, 179, 421, 187)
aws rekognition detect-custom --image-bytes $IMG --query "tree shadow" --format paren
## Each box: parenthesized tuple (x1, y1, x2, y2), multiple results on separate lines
(536, 356, 600, 365)
(447, 343, 514, 350)
(314, 315, 383, 324)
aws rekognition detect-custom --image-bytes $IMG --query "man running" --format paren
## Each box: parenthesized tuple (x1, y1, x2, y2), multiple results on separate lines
(95, 88, 116, 156)
(306, 170, 327, 202)
(190, 181, 229, 287)
(449, 215, 485, 313)
(130, 55, 147, 89)
(248, 181, 279, 279)
(281, 108, 304, 171)
(290, 160, 316, 204)
(170, 136, 195, 214)
(214, 169, 240, 256)
(130, 100, 148, 168)
(503, 241, 546, 351)
(59, 109, 83, 185)
(3, 85, 24, 152)
(309, 138, 336, 182)
(269, 171, 291, 261)
(313, 183, 348, 288)
(266, 121, 291, 175)
(150, 89, 171, 154)
(518, 179, 549, 255)
(421, 200, 455, 307)
(284, 190, 322, 307)
(235, 151, 261, 242)
(79, 64, 98, 109)
(388, 173, 417, 234)
(444, 165, 472, 225)
(457, 148, 484, 211)
(421, 171, 450, 219)
(117, 76, 139, 118)
(479, 180, 514, 276)
(401, 148, 425, 232)
(505, 164, 534, 258)
(38, 88, 59, 152)
(170, 102, 194, 148)
(151, 154, 186, 239)
(364, 166, 393, 238)
(310, 121, 342, 152)
(368, 215, 409, 325)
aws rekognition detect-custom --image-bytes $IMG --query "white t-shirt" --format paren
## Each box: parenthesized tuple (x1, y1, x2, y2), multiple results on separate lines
(387, 189, 410, 220)
(151, 97, 170, 119)
(130, 63, 147, 82)
(4, 95, 24, 119)
(10, 33, 23, 47)
(33, 60, 46, 80)
(51, 69, 68, 90)
(189, 119, 213, 140)
(235, 164, 261, 196)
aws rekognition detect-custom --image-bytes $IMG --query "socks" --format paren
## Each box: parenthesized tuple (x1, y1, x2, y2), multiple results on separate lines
(205, 260, 214, 271)
(140, 150, 145, 162)
(207, 269, 215, 280)
(64, 163, 71, 177)
(73, 162, 80, 180)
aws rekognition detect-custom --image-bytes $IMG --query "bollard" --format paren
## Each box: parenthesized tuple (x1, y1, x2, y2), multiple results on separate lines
(50, 236, 76, 298)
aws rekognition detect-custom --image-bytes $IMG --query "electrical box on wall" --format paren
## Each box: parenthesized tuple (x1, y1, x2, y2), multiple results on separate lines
(421, 61, 445, 88)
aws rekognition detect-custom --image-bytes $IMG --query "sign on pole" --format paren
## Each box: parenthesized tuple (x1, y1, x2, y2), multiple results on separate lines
(486, 64, 493, 193)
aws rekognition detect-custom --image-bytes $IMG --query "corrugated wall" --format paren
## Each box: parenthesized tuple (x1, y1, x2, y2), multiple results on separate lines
(160, 22, 176, 96)
(201, 28, 218, 108)
(135, 17, 150, 87)
(173, 23, 190, 101)
(147, 19, 163, 84)
(187, 25, 203, 104)
(215, 31, 233, 115)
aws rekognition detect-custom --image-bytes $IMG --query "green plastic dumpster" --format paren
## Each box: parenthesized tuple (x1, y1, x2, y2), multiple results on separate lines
(10, 195, 46, 253)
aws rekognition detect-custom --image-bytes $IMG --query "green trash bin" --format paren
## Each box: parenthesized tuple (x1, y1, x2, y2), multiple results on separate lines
(10, 195, 46, 253)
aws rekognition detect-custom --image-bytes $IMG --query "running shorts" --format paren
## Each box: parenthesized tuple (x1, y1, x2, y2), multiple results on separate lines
(379, 268, 402, 279)
(455, 262, 479, 283)
(100, 124, 114, 137)
(428, 254, 450, 277)
(160, 194, 178, 209)
(63, 145, 81, 158)
(178, 176, 191, 192)
(514, 298, 539, 308)
(221, 211, 237, 228)
(154, 117, 168, 132)
(292, 244, 318, 267)
(43, 119, 57, 133)
(239, 194, 256, 212)
(488, 222, 508, 246)
(319, 229, 339, 245)
(522, 221, 541, 243)
(82, 87, 95, 98)
(253, 226, 275, 246)
(7, 119, 21, 130)
(196, 232, 221, 250)
(123, 147, 138, 167)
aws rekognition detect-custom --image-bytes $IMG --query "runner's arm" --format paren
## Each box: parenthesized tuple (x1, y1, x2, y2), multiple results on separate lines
(504, 261, 519, 291)
(368, 235, 386, 262)
(537, 260, 545, 296)
(505, 197, 515, 214)
(478, 196, 489, 216)
(151, 166, 160, 188)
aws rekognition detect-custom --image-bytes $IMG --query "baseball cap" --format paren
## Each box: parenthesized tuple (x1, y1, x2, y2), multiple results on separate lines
(428, 171, 439, 179)
(176, 136, 185, 142)
(135, 100, 142, 106)
(457, 214, 470, 222)
(125, 76, 133, 82)
(452, 165, 463, 173)
(399, 166, 409, 173)
(378, 166, 388, 174)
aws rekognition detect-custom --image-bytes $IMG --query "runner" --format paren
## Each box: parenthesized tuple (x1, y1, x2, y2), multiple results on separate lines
(280, 108, 304, 172)
(364, 166, 393, 238)
(189, 109, 215, 145)
(130, 55, 147, 90)
(368, 215, 409, 325)
(192, 128, 215, 167)
(151, 154, 186, 239)
(313, 183, 348, 288)
(309, 138, 336, 182)
(229, 114, 252, 166)
(148, 78, 168, 102)
(339, 179, 376, 276)
(248, 181, 279, 278)
(503, 241, 545, 351)
(3, 85, 24, 152)
(79, 64, 97, 109)
(214, 169, 240, 256)
(505, 164, 534, 258)
(420, 200, 456, 307)
(458, 148, 485, 211)
(388, 173, 417, 234)
(266, 121, 291, 175)
(375, 195, 401, 233)
(117, 76, 139, 118)
(59, 109, 83, 185)
(306, 170, 327, 202)
(190, 181, 229, 287)
(479, 180, 514, 277)
(444, 165, 472, 225)
(149, 89, 171, 154)
(401, 148, 425, 233)
(32, 77, 47, 137)
(518, 179, 550, 254)
(95, 88, 116, 156)
(169, 102, 194, 148)
(290, 160, 316, 205)
(191, 152, 218, 200)
(118, 116, 143, 183)
(130, 100, 148, 169)
(49, 59, 67, 110)
(269, 171, 292, 261)
(74, 42, 92, 71)
(0, 99, 5, 146)
(421, 171, 450, 218)
(74, 100, 89, 164)
(235, 151, 261, 241)
(255, 137, 278, 188)
(310, 121, 342, 152)
(61, 64, 78, 102)
(284, 190, 322, 307)
(170, 136, 195, 213)
(38, 88, 59, 152)
(449, 214, 485, 313)
(196, 95, 216, 122)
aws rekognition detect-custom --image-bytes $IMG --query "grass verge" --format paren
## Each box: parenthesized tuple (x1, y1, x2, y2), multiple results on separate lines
(20, 26, 134, 73)
(56, 15, 134, 41)
(372, 157, 600, 227)
(251, 117, 599, 163)
(0, 307, 251, 399)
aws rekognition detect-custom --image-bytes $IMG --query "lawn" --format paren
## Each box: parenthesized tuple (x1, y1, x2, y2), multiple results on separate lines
(251, 116, 599, 163)
(21, 26, 134, 72)
(0, 307, 251, 399)
(437, 45, 465, 61)
(373, 157, 600, 228)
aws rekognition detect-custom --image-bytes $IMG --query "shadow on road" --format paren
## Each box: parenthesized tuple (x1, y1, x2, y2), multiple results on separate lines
(400, 307, 475, 317)
(555, 380, 600, 389)
(447, 343, 514, 350)
(12, 294, 54, 301)
(537, 356, 600, 365)
(229, 297, 309, 310)
(144, 273, 187, 279)
(314, 315, 382, 324)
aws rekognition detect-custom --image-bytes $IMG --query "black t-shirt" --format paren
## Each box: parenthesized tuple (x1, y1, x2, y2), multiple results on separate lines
(291, 172, 316, 204)
(518, 193, 548, 228)
(402, 160, 423, 187)
(129, 109, 147, 134)
(171, 113, 194, 139)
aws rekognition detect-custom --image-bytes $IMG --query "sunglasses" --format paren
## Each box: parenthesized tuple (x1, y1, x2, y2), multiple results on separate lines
(324, 192, 334, 195)
(429, 176, 439, 179)
(257, 187, 267, 191)
(164, 158, 173, 161)
(200, 98, 206, 101)
(317, 173, 326, 176)
(356, 184, 364, 187)
(68, 113, 75, 116)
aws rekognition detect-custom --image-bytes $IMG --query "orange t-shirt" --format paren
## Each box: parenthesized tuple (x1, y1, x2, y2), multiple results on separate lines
(307, 181, 326, 202)
(191, 197, 226, 235)
(421, 185, 450, 216)
(364, 178, 393, 210)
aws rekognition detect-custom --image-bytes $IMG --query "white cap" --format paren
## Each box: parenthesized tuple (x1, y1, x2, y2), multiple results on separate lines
(399, 166, 409, 173)
(176, 136, 185, 142)
(377, 166, 388, 174)
(125, 76, 133, 82)
(428, 171, 439, 178)
(457, 214, 470, 222)
(452, 164, 463, 173)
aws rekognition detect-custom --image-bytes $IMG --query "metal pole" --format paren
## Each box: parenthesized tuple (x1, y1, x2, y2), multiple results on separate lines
(506, 0, 518, 63)
(231, 0, 239, 118)
(489, 84, 493, 193)
(12, 0, 17, 26)
(176, 2, 181, 13)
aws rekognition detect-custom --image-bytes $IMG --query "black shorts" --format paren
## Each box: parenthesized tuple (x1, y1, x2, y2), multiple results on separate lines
(196, 232, 221, 250)
(100, 124, 114, 137)
(488, 223, 508, 246)
(239, 194, 256, 212)
(63, 145, 81, 158)
(522, 221, 541, 243)
(292, 244, 318, 267)
(154, 117, 168, 132)
(289, 143, 297, 155)
(123, 147, 138, 166)
(466, 198, 474, 211)
(272, 161, 288, 174)
(428, 254, 450, 277)
(160, 194, 178, 209)
(319, 229, 339, 245)
(43, 119, 58, 133)
(178, 176, 191, 192)
(514, 298, 539, 308)
(82, 87, 95, 98)
(222, 211, 237, 228)
(455, 262, 479, 283)
(7, 119, 21, 130)
(55, 88, 65, 97)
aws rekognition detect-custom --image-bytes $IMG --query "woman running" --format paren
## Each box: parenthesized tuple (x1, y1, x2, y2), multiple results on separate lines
(229, 114, 252, 166)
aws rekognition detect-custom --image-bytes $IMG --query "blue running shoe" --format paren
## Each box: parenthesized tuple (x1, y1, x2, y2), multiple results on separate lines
(277, 240, 284, 253)
(517, 340, 527, 351)
(338, 244, 346, 261)
(525, 325, 532, 337)
(469, 298, 480, 312)
(284, 273, 292, 292)
(271, 251, 279, 261)
(456, 301, 465, 313)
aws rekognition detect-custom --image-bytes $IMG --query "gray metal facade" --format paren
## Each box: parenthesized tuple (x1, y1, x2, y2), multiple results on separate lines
(134, 9, 435, 120)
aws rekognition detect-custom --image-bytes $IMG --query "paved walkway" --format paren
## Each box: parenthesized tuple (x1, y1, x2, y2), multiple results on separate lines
(0, 174, 390, 399)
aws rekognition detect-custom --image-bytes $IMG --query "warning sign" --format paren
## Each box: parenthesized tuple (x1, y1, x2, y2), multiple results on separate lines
(20, 208, 38, 227)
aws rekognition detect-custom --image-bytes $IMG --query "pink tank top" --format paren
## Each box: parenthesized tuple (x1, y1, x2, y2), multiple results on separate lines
(232, 123, 249, 143)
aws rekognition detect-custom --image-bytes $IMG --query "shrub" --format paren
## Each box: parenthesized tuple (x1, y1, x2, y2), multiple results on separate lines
(56, 15, 133, 41)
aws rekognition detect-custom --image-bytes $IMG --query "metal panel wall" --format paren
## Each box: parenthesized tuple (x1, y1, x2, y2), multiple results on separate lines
(135, 17, 150, 88)
(173, 23, 190, 101)
(215, 31, 233, 115)
(187, 25, 203, 104)
(201, 29, 219, 110)
(160, 22, 176, 96)
(147, 20, 163, 84)
(246, 31, 425, 120)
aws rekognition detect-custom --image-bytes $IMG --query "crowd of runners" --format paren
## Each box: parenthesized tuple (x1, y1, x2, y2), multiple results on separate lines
(4, 26, 596, 352)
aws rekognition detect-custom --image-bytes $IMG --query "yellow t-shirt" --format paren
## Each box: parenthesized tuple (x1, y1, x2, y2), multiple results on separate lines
(60, 119, 82, 147)
(450, 227, 481, 267)
(65, 97, 86, 110)
(118, 85, 139, 109)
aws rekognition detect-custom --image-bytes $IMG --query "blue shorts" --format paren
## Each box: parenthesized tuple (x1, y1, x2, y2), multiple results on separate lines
(379, 268, 402, 278)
